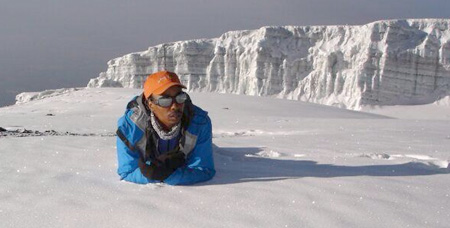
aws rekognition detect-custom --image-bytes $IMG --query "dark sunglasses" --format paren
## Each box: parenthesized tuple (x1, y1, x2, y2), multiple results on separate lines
(150, 92, 188, 108)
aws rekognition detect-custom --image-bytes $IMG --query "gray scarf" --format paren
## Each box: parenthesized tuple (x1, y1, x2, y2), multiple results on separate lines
(150, 112, 181, 140)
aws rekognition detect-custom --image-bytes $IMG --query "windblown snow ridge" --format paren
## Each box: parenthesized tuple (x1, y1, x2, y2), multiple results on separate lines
(88, 19, 450, 110)
(15, 88, 81, 104)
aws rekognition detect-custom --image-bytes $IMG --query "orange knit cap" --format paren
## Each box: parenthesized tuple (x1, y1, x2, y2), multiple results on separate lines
(143, 71, 186, 99)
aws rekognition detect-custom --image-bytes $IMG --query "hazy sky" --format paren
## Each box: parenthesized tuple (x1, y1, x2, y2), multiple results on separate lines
(0, 0, 449, 106)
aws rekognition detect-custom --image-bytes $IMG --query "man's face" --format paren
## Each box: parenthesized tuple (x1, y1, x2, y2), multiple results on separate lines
(148, 86, 185, 130)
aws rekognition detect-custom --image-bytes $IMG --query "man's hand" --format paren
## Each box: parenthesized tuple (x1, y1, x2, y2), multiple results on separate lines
(157, 151, 186, 170)
(138, 151, 185, 181)
(138, 159, 173, 181)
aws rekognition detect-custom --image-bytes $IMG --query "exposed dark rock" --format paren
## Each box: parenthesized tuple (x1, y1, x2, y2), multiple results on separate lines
(0, 128, 116, 137)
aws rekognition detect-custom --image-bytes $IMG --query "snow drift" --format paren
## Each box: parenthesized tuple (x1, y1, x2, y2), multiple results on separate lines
(87, 19, 450, 110)
(15, 88, 80, 104)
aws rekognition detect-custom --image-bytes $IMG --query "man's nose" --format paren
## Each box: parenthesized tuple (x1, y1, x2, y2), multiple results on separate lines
(170, 100, 183, 110)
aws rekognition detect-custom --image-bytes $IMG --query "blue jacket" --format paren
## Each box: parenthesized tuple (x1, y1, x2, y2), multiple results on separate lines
(116, 94, 215, 185)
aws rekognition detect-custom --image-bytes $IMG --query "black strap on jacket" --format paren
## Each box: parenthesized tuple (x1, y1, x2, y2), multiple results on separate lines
(144, 122, 162, 165)
(116, 128, 139, 154)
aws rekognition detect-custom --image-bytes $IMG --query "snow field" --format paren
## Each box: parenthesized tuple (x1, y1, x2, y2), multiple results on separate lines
(0, 88, 449, 227)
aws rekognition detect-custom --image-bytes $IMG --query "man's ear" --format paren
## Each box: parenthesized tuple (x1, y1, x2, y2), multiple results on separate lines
(145, 96, 154, 112)
(148, 101, 155, 112)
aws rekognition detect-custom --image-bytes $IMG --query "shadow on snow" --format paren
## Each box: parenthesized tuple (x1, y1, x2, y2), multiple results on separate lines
(204, 146, 450, 185)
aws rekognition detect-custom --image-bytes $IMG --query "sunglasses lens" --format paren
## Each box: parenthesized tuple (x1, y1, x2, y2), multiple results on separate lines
(175, 93, 187, 104)
(157, 97, 173, 107)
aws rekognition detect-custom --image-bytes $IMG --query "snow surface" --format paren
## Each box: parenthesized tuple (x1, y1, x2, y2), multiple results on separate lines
(1, 88, 450, 227)
(15, 88, 80, 105)
(87, 19, 450, 110)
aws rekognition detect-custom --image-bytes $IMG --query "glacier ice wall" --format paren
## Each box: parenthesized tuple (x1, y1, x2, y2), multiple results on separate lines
(87, 19, 450, 109)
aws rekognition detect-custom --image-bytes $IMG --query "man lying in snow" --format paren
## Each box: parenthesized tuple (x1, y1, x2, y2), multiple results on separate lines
(116, 71, 215, 185)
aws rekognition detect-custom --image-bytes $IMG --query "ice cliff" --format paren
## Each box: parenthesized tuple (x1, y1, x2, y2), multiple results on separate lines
(87, 19, 450, 109)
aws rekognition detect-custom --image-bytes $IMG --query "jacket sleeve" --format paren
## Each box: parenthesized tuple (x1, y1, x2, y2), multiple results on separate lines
(116, 113, 156, 185)
(164, 115, 216, 185)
